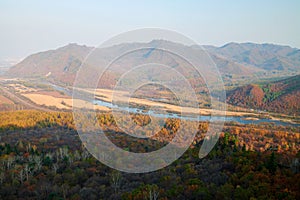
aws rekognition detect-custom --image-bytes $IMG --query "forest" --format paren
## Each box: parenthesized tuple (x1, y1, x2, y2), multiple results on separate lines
(0, 111, 299, 199)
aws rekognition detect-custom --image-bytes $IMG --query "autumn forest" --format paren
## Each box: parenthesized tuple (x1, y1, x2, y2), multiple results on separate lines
(0, 111, 299, 199)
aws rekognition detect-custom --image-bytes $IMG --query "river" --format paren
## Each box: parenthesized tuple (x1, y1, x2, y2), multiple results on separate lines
(51, 84, 299, 127)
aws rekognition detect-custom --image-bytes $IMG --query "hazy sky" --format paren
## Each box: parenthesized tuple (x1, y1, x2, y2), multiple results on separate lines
(0, 0, 300, 61)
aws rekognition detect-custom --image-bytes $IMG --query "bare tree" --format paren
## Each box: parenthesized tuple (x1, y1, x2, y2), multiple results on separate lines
(110, 171, 122, 194)
(6, 156, 15, 170)
(52, 163, 59, 174)
(24, 164, 32, 181)
(18, 169, 25, 184)
(34, 155, 43, 172)
(26, 143, 31, 152)
(149, 188, 159, 200)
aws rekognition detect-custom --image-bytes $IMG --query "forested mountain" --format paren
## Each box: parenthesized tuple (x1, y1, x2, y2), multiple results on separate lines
(227, 75, 300, 115)
(6, 41, 300, 87)
(205, 42, 300, 72)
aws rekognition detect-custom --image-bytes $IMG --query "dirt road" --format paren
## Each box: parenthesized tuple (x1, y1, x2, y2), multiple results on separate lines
(0, 84, 53, 112)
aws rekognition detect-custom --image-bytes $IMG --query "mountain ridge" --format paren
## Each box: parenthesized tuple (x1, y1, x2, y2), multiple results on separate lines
(227, 74, 300, 115)
(5, 41, 300, 87)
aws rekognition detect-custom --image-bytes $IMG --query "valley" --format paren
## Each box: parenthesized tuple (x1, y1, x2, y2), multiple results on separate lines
(0, 41, 299, 199)
(1, 1, 299, 199)
(0, 78, 299, 126)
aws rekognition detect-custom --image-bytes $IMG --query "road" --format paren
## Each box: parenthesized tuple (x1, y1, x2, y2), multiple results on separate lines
(0, 84, 53, 112)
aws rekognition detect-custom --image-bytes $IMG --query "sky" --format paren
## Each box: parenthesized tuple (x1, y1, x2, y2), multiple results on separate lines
(0, 0, 300, 61)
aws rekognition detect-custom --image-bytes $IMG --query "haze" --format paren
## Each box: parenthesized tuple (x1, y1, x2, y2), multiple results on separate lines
(0, 0, 300, 61)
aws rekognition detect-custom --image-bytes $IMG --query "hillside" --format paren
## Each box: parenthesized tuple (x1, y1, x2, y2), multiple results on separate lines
(6, 43, 93, 84)
(6, 41, 300, 87)
(206, 42, 300, 72)
(227, 75, 300, 115)
(0, 111, 299, 199)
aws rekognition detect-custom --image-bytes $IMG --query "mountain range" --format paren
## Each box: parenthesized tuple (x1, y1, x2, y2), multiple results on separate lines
(6, 41, 300, 86)
(227, 75, 300, 115)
